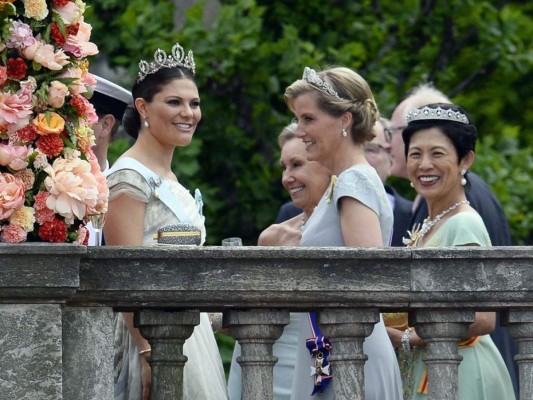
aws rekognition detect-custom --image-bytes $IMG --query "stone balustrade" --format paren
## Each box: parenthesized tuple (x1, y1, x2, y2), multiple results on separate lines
(1, 244, 532, 399)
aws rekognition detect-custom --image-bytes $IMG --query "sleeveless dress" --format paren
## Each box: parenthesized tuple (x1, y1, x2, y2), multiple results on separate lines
(289, 164, 402, 400)
(403, 212, 515, 400)
(107, 157, 227, 400)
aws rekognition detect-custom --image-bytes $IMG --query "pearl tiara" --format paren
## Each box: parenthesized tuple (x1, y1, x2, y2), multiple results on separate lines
(302, 67, 341, 99)
(406, 105, 469, 125)
(137, 42, 195, 82)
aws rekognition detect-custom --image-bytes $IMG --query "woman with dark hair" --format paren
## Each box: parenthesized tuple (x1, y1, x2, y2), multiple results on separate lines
(104, 43, 227, 400)
(389, 103, 515, 399)
(285, 66, 402, 400)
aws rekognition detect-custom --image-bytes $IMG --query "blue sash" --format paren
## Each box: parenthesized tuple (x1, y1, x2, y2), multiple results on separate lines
(305, 312, 332, 394)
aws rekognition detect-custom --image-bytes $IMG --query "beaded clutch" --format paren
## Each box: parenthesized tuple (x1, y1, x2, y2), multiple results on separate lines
(155, 223, 201, 245)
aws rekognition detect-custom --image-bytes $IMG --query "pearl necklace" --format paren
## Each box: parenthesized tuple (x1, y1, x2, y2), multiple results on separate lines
(418, 200, 470, 240)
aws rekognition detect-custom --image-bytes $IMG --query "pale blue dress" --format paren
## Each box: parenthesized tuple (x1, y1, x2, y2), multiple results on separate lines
(290, 164, 402, 400)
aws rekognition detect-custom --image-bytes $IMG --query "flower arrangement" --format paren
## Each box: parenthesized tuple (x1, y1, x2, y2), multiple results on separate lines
(0, 0, 107, 243)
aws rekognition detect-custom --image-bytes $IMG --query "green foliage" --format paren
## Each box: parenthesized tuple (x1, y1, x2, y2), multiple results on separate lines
(87, 0, 532, 246)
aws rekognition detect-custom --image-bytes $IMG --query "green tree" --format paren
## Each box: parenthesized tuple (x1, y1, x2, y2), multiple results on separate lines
(86, 0, 532, 245)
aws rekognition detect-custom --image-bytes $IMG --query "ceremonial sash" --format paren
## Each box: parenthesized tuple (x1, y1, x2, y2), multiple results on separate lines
(305, 312, 333, 395)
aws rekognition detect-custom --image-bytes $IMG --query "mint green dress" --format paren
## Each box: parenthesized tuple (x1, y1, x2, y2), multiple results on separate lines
(403, 212, 515, 400)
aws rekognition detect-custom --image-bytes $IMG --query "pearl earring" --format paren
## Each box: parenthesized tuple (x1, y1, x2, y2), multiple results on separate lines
(461, 169, 467, 186)
(342, 128, 348, 138)
(144, 118, 149, 128)
(410, 182, 414, 188)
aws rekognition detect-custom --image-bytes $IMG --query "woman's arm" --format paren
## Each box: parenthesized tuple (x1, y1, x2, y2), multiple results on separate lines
(339, 197, 383, 247)
(104, 193, 152, 400)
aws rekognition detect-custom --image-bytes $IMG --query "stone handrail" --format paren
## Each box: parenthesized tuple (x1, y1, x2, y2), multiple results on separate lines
(1, 244, 532, 399)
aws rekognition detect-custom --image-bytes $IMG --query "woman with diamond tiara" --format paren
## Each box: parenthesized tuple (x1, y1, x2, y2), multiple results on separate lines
(285, 66, 402, 400)
(104, 43, 227, 400)
(387, 102, 515, 399)
(227, 122, 331, 400)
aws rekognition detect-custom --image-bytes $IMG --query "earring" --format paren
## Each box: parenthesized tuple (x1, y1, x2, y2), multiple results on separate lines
(144, 118, 149, 128)
(410, 182, 414, 188)
(342, 128, 348, 138)
(461, 169, 467, 186)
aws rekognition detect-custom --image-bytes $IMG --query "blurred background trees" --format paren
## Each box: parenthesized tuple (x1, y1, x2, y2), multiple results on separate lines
(86, 0, 532, 245)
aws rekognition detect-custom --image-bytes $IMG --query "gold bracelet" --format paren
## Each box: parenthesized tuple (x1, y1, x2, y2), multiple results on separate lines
(139, 348, 151, 356)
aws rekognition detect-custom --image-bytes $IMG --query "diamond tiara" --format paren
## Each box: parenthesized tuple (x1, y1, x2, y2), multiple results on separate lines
(406, 105, 469, 125)
(138, 43, 196, 82)
(302, 67, 341, 99)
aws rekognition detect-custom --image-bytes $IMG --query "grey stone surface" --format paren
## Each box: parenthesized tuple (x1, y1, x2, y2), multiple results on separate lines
(62, 306, 114, 400)
(504, 310, 533, 400)
(0, 304, 62, 400)
(224, 310, 290, 400)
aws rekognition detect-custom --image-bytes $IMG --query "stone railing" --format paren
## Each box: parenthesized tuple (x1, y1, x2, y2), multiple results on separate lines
(1, 244, 532, 400)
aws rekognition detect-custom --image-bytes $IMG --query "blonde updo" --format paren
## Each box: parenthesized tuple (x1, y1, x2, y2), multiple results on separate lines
(285, 66, 379, 144)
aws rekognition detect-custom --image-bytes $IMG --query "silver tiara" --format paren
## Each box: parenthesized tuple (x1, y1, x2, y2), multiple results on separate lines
(138, 43, 195, 82)
(302, 67, 341, 99)
(406, 105, 469, 125)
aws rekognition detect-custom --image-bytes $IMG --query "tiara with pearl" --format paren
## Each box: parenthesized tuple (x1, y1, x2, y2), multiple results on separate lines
(406, 105, 469, 125)
(137, 42, 195, 82)
(302, 67, 341, 99)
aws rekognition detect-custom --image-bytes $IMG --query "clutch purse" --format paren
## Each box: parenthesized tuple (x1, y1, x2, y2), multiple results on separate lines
(155, 223, 201, 246)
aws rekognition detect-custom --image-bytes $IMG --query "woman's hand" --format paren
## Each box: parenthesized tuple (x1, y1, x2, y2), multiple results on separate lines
(141, 356, 152, 400)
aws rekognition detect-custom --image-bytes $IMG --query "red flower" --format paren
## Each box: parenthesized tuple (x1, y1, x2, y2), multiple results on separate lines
(69, 95, 87, 116)
(50, 23, 67, 46)
(52, 0, 71, 7)
(38, 217, 67, 242)
(36, 134, 64, 157)
(7, 58, 27, 80)
(67, 23, 80, 36)
(14, 125, 39, 143)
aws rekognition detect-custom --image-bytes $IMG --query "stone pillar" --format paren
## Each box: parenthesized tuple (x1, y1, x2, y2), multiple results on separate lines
(136, 310, 200, 400)
(504, 310, 533, 400)
(0, 304, 62, 399)
(62, 306, 114, 400)
(411, 309, 475, 400)
(317, 308, 380, 400)
(224, 310, 290, 400)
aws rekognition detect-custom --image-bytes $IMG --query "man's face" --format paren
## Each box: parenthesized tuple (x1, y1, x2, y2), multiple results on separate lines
(389, 101, 410, 179)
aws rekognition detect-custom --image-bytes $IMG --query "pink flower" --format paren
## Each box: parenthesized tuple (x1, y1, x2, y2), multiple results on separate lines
(59, 67, 86, 95)
(19, 76, 37, 94)
(87, 149, 108, 214)
(0, 90, 33, 131)
(13, 168, 35, 190)
(23, 40, 69, 71)
(0, 66, 7, 86)
(7, 20, 36, 49)
(1, 223, 27, 243)
(47, 80, 69, 108)
(54, 1, 81, 25)
(44, 156, 98, 224)
(75, 225, 89, 245)
(0, 172, 25, 219)
(0, 143, 31, 170)
(34, 191, 55, 225)
(63, 18, 98, 58)
(81, 71, 97, 89)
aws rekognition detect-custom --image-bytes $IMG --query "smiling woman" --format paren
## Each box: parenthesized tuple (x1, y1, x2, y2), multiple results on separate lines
(391, 103, 516, 400)
(103, 43, 227, 400)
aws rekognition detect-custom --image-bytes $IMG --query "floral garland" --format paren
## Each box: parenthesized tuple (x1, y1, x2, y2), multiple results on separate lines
(0, 0, 107, 243)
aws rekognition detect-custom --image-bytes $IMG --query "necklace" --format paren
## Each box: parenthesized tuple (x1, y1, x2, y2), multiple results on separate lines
(300, 214, 308, 232)
(403, 200, 469, 247)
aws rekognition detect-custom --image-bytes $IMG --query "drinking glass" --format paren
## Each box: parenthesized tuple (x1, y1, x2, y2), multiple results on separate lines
(88, 213, 106, 246)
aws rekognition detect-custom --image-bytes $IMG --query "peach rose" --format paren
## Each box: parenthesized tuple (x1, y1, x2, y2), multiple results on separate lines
(47, 80, 69, 108)
(0, 172, 25, 219)
(44, 156, 98, 224)
(0, 143, 31, 170)
(33, 112, 65, 135)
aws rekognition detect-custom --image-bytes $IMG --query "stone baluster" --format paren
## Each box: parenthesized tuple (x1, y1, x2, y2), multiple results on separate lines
(224, 310, 290, 400)
(136, 310, 200, 400)
(504, 310, 533, 400)
(62, 306, 114, 400)
(317, 308, 380, 400)
(411, 309, 475, 400)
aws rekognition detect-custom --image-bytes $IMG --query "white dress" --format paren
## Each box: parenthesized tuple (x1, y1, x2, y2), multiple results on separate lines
(107, 158, 227, 400)
(290, 164, 402, 400)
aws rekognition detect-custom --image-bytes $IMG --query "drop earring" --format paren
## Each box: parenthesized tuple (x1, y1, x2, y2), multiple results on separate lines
(144, 118, 149, 128)
(342, 128, 348, 138)
(461, 169, 467, 186)
(410, 182, 414, 188)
